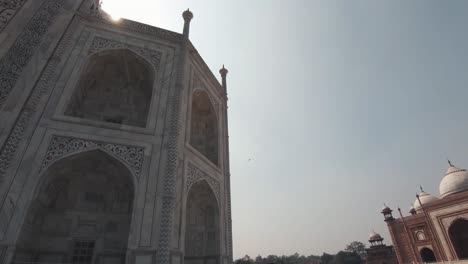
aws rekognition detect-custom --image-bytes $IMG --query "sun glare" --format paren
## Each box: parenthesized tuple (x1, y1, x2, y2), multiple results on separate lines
(101, 1, 123, 21)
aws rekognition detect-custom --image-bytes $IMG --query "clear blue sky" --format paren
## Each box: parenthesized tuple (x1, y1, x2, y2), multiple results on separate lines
(103, 0, 468, 258)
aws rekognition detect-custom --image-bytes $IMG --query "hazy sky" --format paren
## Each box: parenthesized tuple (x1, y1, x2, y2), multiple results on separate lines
(102, 0, 468, 259)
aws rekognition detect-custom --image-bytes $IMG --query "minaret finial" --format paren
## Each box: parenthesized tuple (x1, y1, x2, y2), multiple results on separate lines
(182, 9, 194, 37)
(219, 65, 228, 94)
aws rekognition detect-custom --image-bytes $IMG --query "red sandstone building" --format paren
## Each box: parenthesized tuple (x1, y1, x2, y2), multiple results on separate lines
(382, 162, 468, 263)
(365, 232, 398, 264)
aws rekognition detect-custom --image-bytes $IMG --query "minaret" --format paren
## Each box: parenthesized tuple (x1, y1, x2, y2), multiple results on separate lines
(220, 65, 228, 93)
(220, 65, 233, 260)
(182, 9, 193, 37)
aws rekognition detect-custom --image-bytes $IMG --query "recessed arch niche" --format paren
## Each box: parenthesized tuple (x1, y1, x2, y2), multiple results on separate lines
(420, 248, 436, 263)
(65, 49, 154, 127)
(449, 218, 468, 259)
(190, 90, 218, 165)
(14, 149, 134, 264)
(184, 180, 220, 264)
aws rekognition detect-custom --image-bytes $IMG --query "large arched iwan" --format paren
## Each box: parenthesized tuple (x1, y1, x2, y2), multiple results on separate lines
(65, 49, 154, 127)
(184, 180, 220, 264)
(190, 90, 218, 165)
(13, 149, 135, 264)
(449, 218, 468, 259)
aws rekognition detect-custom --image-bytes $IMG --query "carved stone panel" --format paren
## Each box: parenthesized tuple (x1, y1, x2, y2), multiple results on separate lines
(0, 0, 64, 108)
(42, 136, 144, 177)
(0, 0, 28, 32)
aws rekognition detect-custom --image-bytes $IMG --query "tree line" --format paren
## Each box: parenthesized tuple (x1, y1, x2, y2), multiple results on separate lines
(234, 241, 366, 264)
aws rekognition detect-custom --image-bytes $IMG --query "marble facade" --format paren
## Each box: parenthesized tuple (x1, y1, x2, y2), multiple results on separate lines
(0, 1, 232, 264)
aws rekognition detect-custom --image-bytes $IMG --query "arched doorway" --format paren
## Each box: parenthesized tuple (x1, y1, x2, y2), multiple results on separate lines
(14, 149, 134, 264)
(184, 181, 220, 264)
(449, 218, 468, 259)
(65, 49, 154, 127)
(190, 90, 218, 165)
(420, 248, 436, 263)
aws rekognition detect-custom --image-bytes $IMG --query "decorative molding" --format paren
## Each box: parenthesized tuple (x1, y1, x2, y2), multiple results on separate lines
(0, 0, 64, 108)
(84, 14, 182, 44)
(185, 162, 220, 203)
(88, 36, 162, 70)
(42, 136, 144, 177)
(226, 174, 233, 261)
(0, 0, 28, 32)
(156, 38, 188, 264)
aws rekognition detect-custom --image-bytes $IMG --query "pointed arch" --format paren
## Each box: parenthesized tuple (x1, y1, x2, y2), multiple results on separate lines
(449, 218, 468, 259)
(420, 248, 436, 263)
(14, 149, 135, 264)
(184, 180, 220, 264)
(65, 48, 154, 127)
(190, 90, 219, 165)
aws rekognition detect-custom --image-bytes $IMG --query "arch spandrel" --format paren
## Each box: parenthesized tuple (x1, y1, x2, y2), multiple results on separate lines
(41, 136, 144, 180)
(185, 162, 220, 205)
(88, 36, 162, 71)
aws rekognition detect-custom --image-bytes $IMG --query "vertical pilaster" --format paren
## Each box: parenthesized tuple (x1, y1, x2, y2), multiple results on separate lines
(219, 65, 233, 263)
(156, 9, 193, 264)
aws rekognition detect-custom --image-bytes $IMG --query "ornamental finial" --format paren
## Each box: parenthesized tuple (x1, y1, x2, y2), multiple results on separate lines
(420, 185, 424, 193)
(448, 159, 453, 167)
(219, 65, 228, 77)
(182, 8, 193, 21)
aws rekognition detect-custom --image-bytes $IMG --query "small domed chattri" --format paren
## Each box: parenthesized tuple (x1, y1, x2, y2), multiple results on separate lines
(413, 187, 439, 212)
(369, 231, 383, 242)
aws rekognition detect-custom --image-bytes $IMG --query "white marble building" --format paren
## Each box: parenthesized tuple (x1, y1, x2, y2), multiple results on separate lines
(0, 1, 233, 264)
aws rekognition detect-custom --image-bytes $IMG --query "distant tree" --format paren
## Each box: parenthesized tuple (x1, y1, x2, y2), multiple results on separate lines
(235, 253, 321, 264)
(332, 251, 362, 264)
(256, 255, 263, 264)
(321, 253, 334, 264)
(235, 255, 254, 264)
(344, 241, 367, 258)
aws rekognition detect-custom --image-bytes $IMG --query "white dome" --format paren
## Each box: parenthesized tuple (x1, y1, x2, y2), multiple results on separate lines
(413, 191, 439, 211)
(369, 231, 383, 241)
(439, 164, 468, 197)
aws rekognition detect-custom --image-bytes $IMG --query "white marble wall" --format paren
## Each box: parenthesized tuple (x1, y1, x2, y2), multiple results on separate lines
(0, 1, 232, 264)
